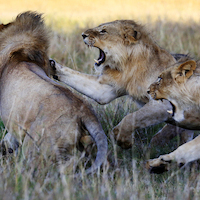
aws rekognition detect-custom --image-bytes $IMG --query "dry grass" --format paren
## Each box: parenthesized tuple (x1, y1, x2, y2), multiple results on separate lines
(0, 1, 200, 199)
(0, 19, 199, 200)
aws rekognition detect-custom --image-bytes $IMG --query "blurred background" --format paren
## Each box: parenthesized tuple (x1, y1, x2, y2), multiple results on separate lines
(0, 0, 199, 30)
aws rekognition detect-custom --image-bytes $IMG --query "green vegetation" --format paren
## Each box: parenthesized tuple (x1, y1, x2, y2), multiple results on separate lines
(0, 1, 200, 199)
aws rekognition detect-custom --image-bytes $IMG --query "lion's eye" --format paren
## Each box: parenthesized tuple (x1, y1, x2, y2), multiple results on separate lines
(100, 29, 107, 34)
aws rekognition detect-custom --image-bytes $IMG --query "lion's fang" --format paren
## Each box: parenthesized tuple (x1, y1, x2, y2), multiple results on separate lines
(94, 59, 99, 64)
(167, 110, 173, 114)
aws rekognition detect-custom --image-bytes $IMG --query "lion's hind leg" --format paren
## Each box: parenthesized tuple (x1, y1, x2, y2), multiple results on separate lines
(21, 134, 81, 174)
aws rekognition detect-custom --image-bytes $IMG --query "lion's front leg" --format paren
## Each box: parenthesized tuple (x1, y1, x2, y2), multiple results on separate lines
(112, 99, 173, 149)
(50, 59, 119, 104)
(146, 134, 200, 173)
(146, 154, 173, 174)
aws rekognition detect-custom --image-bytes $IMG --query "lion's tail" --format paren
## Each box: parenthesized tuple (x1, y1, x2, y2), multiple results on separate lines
(82, 112, 108, 174)
(0, 11, 50, 74)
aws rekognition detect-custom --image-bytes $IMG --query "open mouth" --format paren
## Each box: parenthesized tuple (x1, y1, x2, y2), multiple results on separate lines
(94, 48, 106, 67)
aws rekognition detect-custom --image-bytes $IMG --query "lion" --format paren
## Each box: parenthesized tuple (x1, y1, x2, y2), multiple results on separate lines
(146, 59, 200, 173)
(50, 20, 193, 149)
(0, 11, 107, 174)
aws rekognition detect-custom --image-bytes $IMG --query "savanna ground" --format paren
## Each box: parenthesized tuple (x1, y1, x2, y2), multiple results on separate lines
(1, 0, 200, 199)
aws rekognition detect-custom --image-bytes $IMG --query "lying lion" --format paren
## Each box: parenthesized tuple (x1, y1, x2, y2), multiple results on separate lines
(0, 11, 107, 173)
(51, 20, 193, 148)
(146, 59, 200, 173)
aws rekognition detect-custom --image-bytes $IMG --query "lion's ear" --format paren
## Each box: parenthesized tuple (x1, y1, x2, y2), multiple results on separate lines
(133, 30, 141, 40)
(173, 60, 196, 83)
(177, 60, 196, 78)
(124, 30, 141, 45)
(0, 23, 12, 32)
(0, 24, 5, 32)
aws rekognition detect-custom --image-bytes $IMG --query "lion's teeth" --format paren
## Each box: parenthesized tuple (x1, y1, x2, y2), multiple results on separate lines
(167, 110, 173, 114)
(94, 59, 99, 64)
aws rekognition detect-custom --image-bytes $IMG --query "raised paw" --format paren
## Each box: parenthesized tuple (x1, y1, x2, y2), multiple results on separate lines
(49, 59, 55, 68)
(49, 59, 58, 79)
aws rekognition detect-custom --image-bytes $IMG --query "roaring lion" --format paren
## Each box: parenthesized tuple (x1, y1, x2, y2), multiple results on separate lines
(146, 59, 200, 173)
(0, 11, 107, 173)
(51, 20, 194, 149)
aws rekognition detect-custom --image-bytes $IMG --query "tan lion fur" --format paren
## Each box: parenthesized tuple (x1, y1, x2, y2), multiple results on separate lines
(146, 60, 200, 173)
(51, 20, 193, 149)
(0, 11, 107, 173)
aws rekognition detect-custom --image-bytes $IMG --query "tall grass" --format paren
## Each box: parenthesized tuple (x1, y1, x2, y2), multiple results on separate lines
(0, 19, 199, 199)
(0, 2, 200, 199)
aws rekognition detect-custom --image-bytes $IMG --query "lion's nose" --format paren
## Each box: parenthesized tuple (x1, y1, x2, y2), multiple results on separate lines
(82, 33, 89, 39)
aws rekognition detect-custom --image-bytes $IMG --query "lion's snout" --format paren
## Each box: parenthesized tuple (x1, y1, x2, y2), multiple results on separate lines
(148, 83, 160, 99)
(82, 33, 89, 39)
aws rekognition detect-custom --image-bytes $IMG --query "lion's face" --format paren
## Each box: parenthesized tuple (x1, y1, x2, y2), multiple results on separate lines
(148, 60, 197, 101)
(148, 69, 173, 100)
(82, 20, 144, 70)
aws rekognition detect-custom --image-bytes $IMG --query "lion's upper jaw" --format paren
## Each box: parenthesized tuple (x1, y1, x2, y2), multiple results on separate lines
(150, 81, 193, 122)
(84, 41, 123, 73)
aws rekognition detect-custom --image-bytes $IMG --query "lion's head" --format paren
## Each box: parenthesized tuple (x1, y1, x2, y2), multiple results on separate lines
(148, 60, 196, 101)
(82, 20, 153, 72)
(148, 60, 197, 123)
